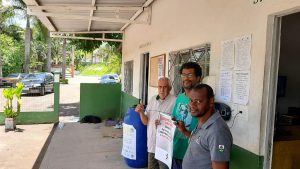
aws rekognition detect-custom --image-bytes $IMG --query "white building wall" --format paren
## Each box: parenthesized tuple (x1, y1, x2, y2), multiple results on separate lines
(122, 0, 300, 156)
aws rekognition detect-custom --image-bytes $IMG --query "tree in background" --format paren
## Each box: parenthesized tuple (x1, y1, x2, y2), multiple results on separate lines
(74, 49, 85, 70)
(1, 0, 123, 76)
(62, 38, 66, 80)
(10, 0, 48, 73)
(0, 33, 24, 76)
(0, 0, 14, 76)
(81, 42, 122, 76)
(9, 0, 31, 73)
(100, 43, 122, 74)
(30, 20, 49, 72)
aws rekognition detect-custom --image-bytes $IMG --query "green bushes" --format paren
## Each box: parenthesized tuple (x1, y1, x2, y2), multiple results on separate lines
(2, 83, 24, 118)
(60, 79, 69, 84)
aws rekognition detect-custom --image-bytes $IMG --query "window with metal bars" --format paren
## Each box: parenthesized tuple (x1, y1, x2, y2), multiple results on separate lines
(168, 44, 210, 96)
(124, 60, 133, 95)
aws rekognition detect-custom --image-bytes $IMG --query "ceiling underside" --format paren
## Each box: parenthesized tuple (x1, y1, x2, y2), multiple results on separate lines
(24, 0, 153, 33)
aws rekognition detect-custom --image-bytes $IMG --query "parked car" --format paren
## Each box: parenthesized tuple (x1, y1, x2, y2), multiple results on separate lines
(22, 73, 54, 96)
(0, 73, 27, 87)
(99, 74, 120, 84)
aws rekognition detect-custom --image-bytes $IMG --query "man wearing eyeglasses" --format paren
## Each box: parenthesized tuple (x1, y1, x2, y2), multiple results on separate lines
(171, 62, 202, 169)
(182, 83, 232, 169)
(135, 77, 176, 169)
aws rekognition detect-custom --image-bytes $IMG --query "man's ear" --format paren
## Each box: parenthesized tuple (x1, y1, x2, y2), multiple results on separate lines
(197, 76, 201, 83)
(209, 98, 214, 107)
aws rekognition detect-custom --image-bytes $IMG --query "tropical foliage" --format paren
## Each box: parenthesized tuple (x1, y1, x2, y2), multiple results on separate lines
(3, 83, 24, 118)
(0, 29, 24, 76)
(81, 43, 121, 76)
(1, 0, 122, 77)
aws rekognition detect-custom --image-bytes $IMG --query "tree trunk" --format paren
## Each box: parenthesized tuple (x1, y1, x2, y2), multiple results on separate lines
(71, 46, 75, 78)
(24, 15, 31, 73)
(91, 53, 94, 64)
(62, 38, 66, 80)
(0, 36, 2, 77)
(46, 31, 52, 72)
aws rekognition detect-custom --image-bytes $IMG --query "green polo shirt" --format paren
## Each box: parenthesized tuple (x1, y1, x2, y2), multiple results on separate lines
(172, 93, 198, 160)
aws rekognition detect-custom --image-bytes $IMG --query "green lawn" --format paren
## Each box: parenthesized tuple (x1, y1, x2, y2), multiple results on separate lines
(80, 63, 119, 76)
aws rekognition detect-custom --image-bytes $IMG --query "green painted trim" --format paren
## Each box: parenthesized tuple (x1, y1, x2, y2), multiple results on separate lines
(0, 83, 60, 125)
(0, 112, 58, 124)
(54, 83, 60, 116)
(120, 92, 139, 118)
(80, 83, 121, 120)
(230, 144, 264, 169)
(259, 156, 264, 169)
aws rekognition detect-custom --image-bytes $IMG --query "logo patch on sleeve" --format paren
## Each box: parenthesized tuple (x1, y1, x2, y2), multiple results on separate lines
(218, 145, 225, 152)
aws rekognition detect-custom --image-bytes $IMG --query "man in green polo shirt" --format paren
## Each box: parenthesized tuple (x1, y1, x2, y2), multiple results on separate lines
(171, 62, 202, 169)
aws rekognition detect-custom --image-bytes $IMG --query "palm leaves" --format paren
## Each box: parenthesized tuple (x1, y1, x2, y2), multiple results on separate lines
(3, 83, 24, 118)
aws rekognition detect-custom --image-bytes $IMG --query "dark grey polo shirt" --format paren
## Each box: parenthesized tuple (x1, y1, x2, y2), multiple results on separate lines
(182, 112, 233, 169)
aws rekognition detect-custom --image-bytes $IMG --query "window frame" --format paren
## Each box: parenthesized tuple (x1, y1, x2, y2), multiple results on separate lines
(168, 44, 211, 96)
(124, 60, 134, 95)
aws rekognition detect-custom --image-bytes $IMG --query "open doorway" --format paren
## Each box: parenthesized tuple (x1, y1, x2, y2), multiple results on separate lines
(140, 53, 149, 105)
(270, 12, 300, 169)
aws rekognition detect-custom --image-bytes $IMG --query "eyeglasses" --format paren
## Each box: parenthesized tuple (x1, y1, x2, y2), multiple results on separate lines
(180, 73, 194, 78)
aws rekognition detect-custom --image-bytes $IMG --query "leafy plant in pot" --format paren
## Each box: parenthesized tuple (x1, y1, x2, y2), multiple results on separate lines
(3, 83, 24, 131)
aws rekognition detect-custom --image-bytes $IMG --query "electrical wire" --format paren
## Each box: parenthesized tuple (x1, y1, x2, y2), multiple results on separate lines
(229, 112, 241, 128)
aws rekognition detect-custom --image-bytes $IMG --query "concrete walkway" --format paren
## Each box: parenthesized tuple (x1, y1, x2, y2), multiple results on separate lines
(1, 76, 144, 169)
(0, 123, 145, 169)
(0, 124, 54, 169)
(39, 122, 134, 169)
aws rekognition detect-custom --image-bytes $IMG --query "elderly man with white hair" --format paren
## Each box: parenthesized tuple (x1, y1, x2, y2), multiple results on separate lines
(135, 77, 176, 169)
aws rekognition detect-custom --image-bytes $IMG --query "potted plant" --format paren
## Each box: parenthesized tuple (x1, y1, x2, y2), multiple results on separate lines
(3, 83, 24, 131)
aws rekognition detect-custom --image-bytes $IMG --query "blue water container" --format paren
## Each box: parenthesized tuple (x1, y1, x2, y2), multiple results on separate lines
(123, 107, 148, 168)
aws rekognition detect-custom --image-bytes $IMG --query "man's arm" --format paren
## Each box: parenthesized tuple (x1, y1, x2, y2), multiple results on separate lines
(212, 161, 229, 169)
(175, 121, 191, 138)
(135, 103, 148, 125)
(209, 128, 232, 169)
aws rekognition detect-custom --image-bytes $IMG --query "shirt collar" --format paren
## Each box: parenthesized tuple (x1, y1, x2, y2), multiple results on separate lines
(201, 111, 221, 129)
(158, 94, 171, 102)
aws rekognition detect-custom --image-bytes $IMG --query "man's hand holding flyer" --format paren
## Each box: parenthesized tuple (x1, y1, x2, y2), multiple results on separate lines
(155, 113, 176, 169)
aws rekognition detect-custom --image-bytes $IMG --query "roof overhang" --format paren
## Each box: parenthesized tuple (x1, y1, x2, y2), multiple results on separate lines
(23, 0, 154, 41)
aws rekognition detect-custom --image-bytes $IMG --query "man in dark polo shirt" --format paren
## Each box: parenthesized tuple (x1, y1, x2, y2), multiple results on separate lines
(182, 84, 232, 169)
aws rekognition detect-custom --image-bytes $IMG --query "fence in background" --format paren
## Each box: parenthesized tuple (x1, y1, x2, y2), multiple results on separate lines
(0, 83, 59, 124)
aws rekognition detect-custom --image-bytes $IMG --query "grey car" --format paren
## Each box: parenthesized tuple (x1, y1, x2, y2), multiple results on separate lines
(22, 73, 54, 96)
(0, 73, 27, 87)
(99, 74, 120, 84)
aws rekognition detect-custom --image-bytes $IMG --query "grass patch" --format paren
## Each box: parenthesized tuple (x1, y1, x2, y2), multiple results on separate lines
(80, 63, 119, 76)
(60, 79, 69, 84)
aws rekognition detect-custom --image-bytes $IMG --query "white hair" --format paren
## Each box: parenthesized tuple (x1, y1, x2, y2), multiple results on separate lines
(158, 77, 172, 88)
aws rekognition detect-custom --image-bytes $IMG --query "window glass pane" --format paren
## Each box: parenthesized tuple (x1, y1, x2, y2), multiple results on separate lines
(124, 60, 133, 95)
(168, 45, 210, 96)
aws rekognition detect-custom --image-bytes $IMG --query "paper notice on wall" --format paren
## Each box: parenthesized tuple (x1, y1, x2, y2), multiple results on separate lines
(234, 35, 252, 70)
(158, 57, 164, 78)
(221, 40, 235, 70)
(219, 71, 233, 102)
(121, 123, 136, 160)
(233, 71, 250, 105)
(155, 113, 176, 169)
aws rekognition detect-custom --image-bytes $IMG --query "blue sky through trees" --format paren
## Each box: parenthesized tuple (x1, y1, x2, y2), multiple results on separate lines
(2, 0, 26, 28)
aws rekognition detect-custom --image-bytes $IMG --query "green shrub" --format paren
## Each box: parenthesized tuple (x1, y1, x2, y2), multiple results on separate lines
(60, 79, 69, 84)
(3, 83, 24, 118)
